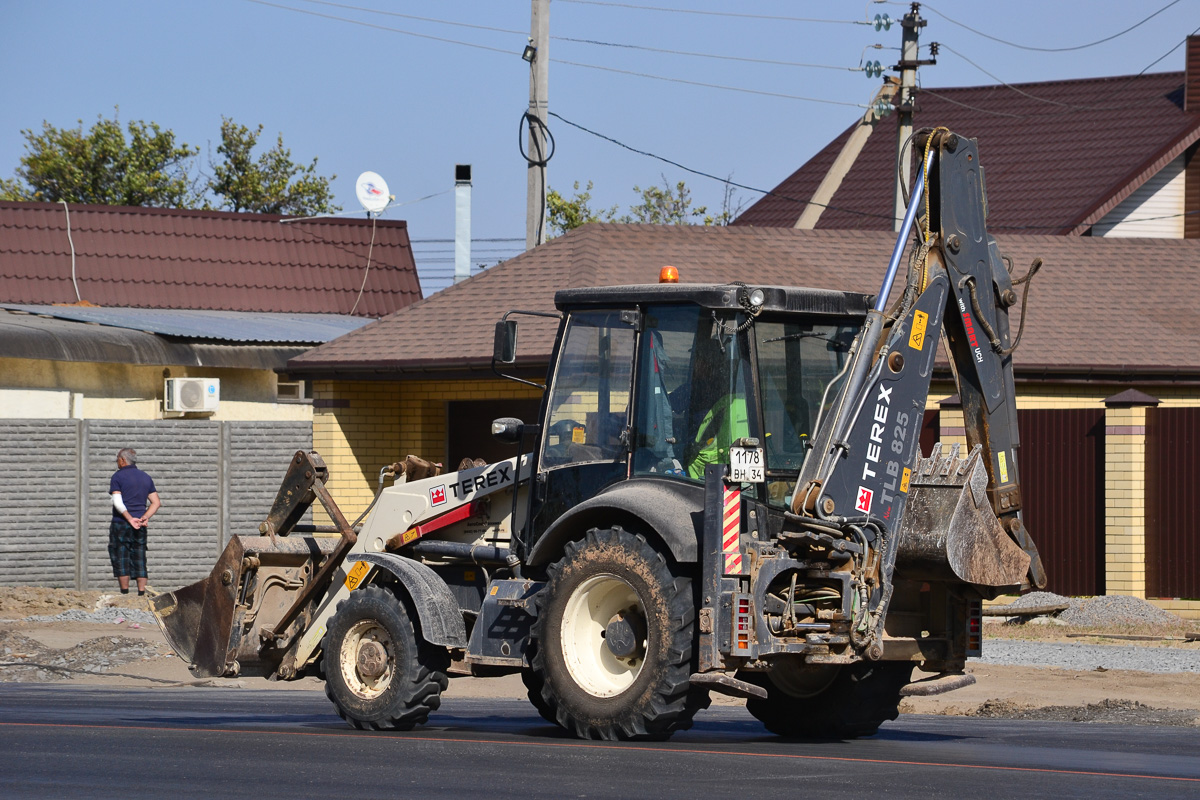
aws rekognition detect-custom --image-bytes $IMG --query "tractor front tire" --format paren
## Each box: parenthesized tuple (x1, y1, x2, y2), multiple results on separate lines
(742, 660, 914, 739)
(531, 526, 708, 741)
(323, 584, 449, 731)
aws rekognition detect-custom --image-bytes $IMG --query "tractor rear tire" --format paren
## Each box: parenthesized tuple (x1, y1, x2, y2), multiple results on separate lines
(323, 584, 450, 731)
(531, 526, 708, 741)
(742, 661, 914, 739)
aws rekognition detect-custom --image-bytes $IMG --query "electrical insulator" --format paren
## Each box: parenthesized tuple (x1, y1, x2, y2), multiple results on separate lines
(874, 13, 892, 31)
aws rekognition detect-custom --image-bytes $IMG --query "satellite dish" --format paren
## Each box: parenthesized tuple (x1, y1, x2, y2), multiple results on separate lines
(355, 171, 391, 215)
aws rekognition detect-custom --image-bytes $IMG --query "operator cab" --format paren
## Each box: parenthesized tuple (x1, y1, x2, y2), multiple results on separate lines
(500, 282, 868, 540)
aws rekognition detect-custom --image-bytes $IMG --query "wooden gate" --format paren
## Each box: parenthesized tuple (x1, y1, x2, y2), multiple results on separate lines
(1017, 409, 1106, 596)
(1145, 407, 1200, 599)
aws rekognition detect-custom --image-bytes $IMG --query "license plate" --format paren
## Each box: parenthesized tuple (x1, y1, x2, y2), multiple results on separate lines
(729, 446, 764, 483)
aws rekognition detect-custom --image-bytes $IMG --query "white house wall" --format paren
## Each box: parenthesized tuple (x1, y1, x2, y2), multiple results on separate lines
(1092, 155, 1185, 237)
(0, 358, 312, 422)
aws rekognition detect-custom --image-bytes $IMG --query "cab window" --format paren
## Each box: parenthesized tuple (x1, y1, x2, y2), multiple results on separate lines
(632, 306, 752, 481)
(542, 311, 635, 467)
(756, 319, 857, 504)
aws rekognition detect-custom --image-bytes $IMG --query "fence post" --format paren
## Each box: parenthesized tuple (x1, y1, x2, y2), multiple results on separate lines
(75, 419, 89, 589)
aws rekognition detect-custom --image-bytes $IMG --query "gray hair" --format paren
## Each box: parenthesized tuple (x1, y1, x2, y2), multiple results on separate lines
(117, 448, 137, 465)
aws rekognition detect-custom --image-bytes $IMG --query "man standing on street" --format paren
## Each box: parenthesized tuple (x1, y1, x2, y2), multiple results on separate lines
(109, 448, 161, 596)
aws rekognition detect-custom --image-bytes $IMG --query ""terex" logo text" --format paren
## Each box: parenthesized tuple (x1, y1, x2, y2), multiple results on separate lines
(861, 384, 892, 481)
(449, 464, 512, 499)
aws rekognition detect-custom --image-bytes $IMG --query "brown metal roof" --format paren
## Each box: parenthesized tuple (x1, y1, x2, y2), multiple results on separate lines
(287, 223, 1200, 379)
(734, 71, 1200, 234)
(0, 201, 421, 317)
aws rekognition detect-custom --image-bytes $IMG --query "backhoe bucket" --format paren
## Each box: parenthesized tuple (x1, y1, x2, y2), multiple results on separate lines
(150, 534, 336, 678)
(896, 443, 1030, 587)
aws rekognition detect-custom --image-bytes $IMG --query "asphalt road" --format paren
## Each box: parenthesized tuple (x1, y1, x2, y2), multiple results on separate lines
(1, 686, 1197, 799)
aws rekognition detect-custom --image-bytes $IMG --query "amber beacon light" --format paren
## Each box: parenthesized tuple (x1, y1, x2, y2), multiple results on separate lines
(658, 265, 679, 283)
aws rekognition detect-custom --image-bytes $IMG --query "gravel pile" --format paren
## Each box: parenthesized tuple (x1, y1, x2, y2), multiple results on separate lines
(979, 639, 1199, 673)
(1058, 595, 1184, 627)
(24, 606, 157, 625)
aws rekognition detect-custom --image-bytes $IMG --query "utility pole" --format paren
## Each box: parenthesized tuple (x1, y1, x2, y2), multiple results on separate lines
(525, 0, 550, 250)
(892, 3, 935, 231)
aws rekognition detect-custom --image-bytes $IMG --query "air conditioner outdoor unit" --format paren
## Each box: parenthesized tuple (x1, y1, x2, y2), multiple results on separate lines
(164, 378, 220, 413)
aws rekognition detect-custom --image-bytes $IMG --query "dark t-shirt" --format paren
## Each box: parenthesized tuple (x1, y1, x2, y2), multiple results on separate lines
(110, 465, 157, 519)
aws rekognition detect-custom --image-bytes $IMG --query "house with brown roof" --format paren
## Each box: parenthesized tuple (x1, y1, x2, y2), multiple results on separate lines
(736, 38, 1200, 239)
(0, 200, 421, 589)
(288, 223, 1200, 617)
(0, 201, 418, 420)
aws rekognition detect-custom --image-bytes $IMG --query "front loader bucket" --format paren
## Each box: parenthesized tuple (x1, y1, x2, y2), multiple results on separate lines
(896, 443, 1030, 587)
(150, 534, 336, 678)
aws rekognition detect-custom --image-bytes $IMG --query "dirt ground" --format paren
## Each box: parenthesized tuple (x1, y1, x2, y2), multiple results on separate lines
(1, 586, 1197, 727)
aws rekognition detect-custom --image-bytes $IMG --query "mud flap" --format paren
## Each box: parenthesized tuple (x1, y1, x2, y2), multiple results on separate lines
(896, 443, 1030, 587)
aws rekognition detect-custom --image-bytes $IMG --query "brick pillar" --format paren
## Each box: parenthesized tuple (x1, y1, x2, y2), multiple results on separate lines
(1103, 390, 1159, 598)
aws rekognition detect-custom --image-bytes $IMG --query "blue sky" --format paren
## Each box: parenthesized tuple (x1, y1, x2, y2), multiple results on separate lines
(1, 1, 1196, 294)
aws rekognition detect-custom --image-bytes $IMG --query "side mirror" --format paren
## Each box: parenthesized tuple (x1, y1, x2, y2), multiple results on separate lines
(493, 320, 517, 364)
(492, 417, 524, 444)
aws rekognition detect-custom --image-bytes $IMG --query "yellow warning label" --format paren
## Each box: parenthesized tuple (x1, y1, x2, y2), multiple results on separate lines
(900, 467, 911, 493)
(908, 310, 929, 351)
(998, 451, 1009, 484)
(401, 528, 420, 546)
(489, 585, 499, 596)
(571, 425, 586, 444)
(464, 570, 476, 582)
(344, 560, 370, 591)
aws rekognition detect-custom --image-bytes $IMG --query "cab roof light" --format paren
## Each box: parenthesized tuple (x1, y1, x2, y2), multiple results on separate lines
(659, 265, 679, 283)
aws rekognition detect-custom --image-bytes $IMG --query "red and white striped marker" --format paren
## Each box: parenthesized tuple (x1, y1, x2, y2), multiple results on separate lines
(722, 485, 744, 575)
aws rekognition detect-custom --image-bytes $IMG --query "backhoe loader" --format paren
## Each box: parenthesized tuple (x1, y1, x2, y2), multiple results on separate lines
(152, 128, 1044, 740)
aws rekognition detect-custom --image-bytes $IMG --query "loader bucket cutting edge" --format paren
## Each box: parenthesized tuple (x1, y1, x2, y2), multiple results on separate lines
(150, 534, 338, 679)
(150, 536, 247, 678)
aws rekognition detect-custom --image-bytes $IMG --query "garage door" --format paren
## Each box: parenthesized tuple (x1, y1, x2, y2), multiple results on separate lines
(1017, 409, 1105, 596)
(1145, 407, 1200, 599)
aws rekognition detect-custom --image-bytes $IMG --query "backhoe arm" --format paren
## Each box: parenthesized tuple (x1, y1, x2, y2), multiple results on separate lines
(791, 129, 1045, 591)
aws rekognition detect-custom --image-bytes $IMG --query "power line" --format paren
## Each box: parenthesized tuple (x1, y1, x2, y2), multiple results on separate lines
(250, 0, 864, 109)
(547, 111, 898, 221)
(244, 0, 514, 54)
(938, 44, 1097, 110)
(297, 0, 864, 73)
(556, 36, 864, 72)
(909, 0, 1184, 53)
(558, 0, 872, 25)
(411, 237, 525, 243)
(1140, 24, 1200, 74)
(555, 58, 868, 107)
(295, 0, 524, 35)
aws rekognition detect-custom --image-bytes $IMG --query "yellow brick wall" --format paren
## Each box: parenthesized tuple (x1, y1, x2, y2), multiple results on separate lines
(311, 378, 541, 523)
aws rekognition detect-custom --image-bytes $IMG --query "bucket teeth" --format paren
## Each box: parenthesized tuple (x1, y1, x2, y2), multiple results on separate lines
(912, 443, 981, 487)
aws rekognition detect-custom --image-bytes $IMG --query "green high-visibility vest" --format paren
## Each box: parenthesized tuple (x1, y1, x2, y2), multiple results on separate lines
(687, 395, 749, 479)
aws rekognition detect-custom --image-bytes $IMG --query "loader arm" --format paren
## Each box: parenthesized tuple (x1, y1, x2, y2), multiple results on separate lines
(790, 129, 1045, 599)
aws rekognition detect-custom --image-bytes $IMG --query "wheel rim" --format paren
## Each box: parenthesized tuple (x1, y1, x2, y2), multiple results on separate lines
(560, 573, 647, 698)
(339, 619, 395, 700)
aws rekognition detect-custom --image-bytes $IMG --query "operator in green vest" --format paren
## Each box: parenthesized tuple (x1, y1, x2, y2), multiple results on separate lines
(686, 392, 749, 479)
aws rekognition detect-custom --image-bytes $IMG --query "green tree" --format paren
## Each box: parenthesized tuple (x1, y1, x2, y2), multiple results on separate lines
(0, 111, 200, 207)
(546, 180, 619, 236)
(207, 117, 339, 215)
(546, 176, 745, 235)
(622, 177, 709, 225)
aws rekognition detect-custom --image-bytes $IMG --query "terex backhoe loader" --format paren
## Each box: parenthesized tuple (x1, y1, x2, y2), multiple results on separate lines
(152, 129, 1045, 740)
